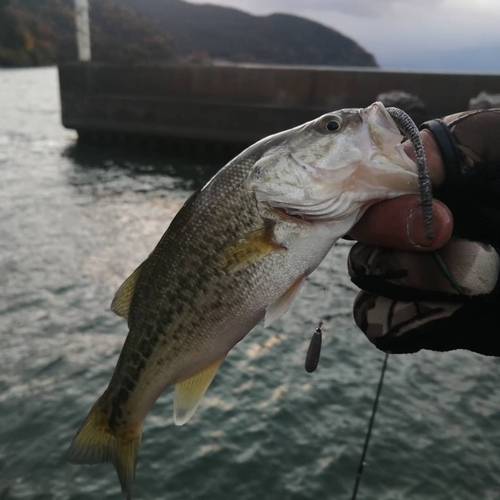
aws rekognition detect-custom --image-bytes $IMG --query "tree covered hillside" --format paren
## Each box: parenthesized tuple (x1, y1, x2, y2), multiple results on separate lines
(0, 0, 376, 68)
(0, 0, 176, 67)
(116, 0, 378, 67)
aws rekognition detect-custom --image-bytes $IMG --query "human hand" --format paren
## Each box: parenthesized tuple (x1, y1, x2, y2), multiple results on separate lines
(348, 112, 500, 356)
(348, 130, 453, 250)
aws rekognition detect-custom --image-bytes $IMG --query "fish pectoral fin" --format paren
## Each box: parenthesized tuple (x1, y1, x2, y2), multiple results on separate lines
(265, 274, 307, 327)
(111, 261, 146, 319)
(174, 357, 225, 426)
(220, 225, 286, 273)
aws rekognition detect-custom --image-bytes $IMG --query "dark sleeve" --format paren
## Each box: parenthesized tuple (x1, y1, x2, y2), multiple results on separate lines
(374, 110, 500, 356)
(375, 291, 500, 357)
(421, 109, 500, 247)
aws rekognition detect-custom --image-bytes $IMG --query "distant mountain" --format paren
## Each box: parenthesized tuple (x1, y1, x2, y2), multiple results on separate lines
(0, 0, 176, 67)
(0, 0, 377, 68)
(382, 45, 500, 73)
(115, 0, 378, 67)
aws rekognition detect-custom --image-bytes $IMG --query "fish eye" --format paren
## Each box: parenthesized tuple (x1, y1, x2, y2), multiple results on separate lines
(326, 120, 341, 132)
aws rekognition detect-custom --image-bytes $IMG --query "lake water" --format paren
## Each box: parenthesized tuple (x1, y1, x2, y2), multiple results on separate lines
(1, 67, 499, 500)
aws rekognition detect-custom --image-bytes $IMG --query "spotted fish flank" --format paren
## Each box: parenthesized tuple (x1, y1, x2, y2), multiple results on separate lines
(67, 102, 422, 499)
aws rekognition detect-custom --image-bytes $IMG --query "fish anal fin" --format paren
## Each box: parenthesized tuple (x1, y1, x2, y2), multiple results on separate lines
(174, 357, 225, 426)
(220, 225, 286, 273)
(66, 397, 143, 500)
(111, 261, 146, 319)
(265, 274, 307, 327)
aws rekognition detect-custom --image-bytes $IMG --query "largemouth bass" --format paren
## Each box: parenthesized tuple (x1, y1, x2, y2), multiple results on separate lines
(67, 102, 420, 499)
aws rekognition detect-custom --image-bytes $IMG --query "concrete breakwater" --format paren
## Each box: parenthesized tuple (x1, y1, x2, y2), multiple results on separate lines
(59, 62, 500, 147)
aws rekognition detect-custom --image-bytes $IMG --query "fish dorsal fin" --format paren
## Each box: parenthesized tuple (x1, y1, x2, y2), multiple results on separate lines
(174, 357, 225, 426)
(220, 225, 286, 273)
(111, 261, 146, 319)
(264, 274, 307, 327)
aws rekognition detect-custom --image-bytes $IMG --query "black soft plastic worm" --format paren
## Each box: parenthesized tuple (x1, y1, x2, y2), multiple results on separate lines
(305, 107, 434, 374)
(386, 106, 434, 240)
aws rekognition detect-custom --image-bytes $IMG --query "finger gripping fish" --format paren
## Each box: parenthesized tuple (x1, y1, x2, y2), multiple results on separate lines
(67, 102, 422, 499)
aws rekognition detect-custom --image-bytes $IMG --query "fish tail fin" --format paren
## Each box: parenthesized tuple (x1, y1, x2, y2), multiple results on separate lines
(66, 397, 143, 500)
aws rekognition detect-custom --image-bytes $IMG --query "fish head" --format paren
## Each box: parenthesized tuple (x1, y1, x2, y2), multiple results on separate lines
(247, 101, 419, 224)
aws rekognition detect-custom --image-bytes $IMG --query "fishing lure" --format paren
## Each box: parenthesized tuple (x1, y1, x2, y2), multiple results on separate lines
(305, 107, 434, 372)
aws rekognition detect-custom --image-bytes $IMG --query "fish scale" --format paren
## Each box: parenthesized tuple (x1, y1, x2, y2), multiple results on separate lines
(67, 103, 423, 500)
(105, 153, 271, 413)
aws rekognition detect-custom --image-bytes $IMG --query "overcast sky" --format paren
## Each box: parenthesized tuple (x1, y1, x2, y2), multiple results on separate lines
(187, 0, 500, 66)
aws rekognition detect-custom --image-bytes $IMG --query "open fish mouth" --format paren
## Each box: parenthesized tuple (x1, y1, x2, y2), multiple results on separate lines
(248, 102, 420, 225)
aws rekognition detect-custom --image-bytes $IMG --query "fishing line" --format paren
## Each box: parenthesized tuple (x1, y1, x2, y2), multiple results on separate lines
(306, 106, 435, 373)
(432, 252, 464, 295)
(349, 108, 431, 497)
(307, 107, 437, 496)
(350, 107, 456, 499)
(305, 247, 337, 373)
(350, 254, 464, 499)
(351, 352, 389, 500)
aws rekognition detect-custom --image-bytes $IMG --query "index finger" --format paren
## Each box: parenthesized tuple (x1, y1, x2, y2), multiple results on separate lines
(349, 195, 453, 251)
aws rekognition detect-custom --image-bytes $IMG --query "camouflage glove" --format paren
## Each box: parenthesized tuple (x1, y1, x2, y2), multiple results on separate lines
(349, 109, 500, 356)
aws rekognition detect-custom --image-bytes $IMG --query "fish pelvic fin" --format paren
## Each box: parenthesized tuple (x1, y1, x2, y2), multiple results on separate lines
(220, 224, 286, 273)
(174, 357, 225, 426)
(111, 261, 146, 319)
(66, 397, 143, 500)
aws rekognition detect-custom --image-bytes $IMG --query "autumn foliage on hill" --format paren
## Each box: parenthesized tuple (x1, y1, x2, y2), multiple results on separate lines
(0, 0, 177, 67)
(116, 0, 378, 67)
(0, 0, 376, 68)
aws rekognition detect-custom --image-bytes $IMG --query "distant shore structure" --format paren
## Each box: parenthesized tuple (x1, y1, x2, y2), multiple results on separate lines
(59, 62, 500, 149)
(74, 0, 91, 62)
(60, 0, 500, 151)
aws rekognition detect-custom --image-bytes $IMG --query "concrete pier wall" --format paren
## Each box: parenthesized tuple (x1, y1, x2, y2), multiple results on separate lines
(59, 62, 500, 145)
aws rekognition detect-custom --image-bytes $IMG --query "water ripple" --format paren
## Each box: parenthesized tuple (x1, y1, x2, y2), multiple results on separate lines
(0, 67, 499, 500)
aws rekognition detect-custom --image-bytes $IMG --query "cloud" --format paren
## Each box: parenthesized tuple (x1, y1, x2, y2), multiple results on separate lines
(192, 0, 444, 17)
(186, 0, 500, 65)
(247, 0, 443, 18)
